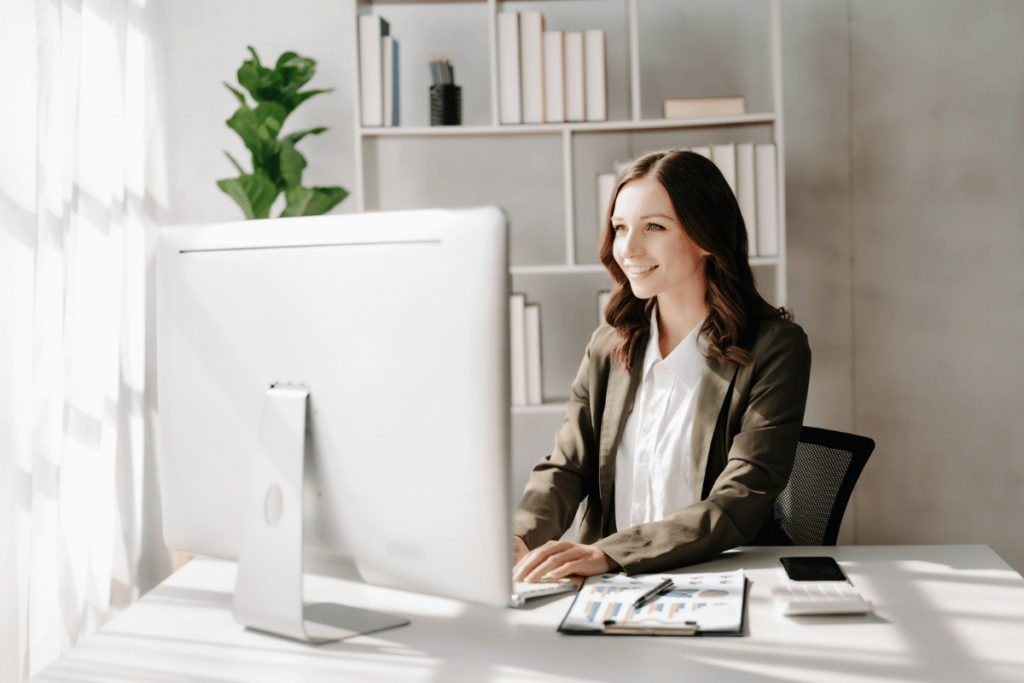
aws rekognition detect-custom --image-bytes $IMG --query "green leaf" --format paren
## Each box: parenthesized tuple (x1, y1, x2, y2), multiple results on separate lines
(303, 186, 348, 215)
(224, 151, 247, 175)
(226, 100, 289, 167)
(281, 88, 333, 112)
(282, 127, 328, 146)
(275, 52, 317, 93)
(281, 185, 348, 217)
(281, 185, 314, 217)
(224, 83, 248, 107)
(238, 46, 284, 104)
(217, 170, 281, 220)
(278, 140, 307, 188)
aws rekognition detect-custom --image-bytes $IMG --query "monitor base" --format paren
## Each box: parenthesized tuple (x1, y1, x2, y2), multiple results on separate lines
(232, 386, 410, 644)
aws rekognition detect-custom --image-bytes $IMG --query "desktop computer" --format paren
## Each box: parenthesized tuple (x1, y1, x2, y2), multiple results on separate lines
(157, 207, 511, 642)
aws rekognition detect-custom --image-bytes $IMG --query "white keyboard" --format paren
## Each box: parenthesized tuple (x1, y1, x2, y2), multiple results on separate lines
(771, 581, 873, 616)
(509, 579, 578, 608)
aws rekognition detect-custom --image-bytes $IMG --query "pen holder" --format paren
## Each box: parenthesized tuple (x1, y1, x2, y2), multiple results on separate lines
(430, 84, 461, 126)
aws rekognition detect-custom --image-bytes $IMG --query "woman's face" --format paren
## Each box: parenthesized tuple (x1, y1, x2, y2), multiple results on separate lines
(611, 177, 708, 302)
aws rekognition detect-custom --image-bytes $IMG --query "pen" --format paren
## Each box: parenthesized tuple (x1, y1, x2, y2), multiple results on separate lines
(633, 577, 674, 609)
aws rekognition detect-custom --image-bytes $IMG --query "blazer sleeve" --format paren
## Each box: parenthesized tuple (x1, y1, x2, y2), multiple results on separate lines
(593, 322, 811, 574)
(511, 331, 601, 551)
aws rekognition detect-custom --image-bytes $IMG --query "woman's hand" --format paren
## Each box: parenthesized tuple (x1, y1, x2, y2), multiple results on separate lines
(512, 540, 621, 583)
(513, 536, 530, 566)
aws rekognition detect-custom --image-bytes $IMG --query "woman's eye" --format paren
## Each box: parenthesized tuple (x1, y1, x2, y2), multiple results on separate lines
(648, 223, 665, 231)
(612, 224, 625, 232)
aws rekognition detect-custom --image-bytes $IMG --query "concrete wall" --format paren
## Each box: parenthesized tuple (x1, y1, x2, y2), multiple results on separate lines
(155, 0, 1024, 572)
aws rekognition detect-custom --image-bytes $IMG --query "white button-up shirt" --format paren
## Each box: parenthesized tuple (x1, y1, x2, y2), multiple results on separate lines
(614, 312, 709, 533)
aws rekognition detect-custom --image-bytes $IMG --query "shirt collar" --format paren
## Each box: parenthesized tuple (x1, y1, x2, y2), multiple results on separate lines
(644, 310, 708, 389)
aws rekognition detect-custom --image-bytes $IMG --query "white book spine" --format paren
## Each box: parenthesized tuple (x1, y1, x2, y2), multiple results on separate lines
(543, 31, 565, 123)
(598, 291, 612, 326)
(564, 32, 585, 123)
(524, 304, 543, 405)
(596, 172, 616, 237)
(510, 294, 527, 406)
(498, 13, 522, 125)
(691, 146, 712, 160)
(382, 36, 394, 127)
(755, 144, 779, 257)
(583, 30, 606, 122)
(711, 143, 736, 195)
(737, 143, 757, 257)
(359, 15, 387, 127)
(520, 11, 545, 124)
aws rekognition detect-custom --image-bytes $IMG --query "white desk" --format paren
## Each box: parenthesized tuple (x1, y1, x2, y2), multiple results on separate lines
(29, 545, 1024, 683)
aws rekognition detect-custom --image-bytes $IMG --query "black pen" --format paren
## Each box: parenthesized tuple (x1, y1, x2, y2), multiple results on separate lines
(633, 578, 674, 610)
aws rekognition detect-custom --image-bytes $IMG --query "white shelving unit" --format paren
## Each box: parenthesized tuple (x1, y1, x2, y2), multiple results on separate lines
(349, 0, 787, 426)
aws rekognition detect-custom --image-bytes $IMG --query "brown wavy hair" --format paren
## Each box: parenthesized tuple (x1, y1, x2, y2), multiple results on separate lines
(599, 149, 790, 370)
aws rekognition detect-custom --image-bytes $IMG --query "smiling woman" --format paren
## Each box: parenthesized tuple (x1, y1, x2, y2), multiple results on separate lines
(512, 150, 811, 583)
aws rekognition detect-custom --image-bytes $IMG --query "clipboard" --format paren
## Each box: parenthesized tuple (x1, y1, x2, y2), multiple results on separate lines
(556, 571, 747, 636)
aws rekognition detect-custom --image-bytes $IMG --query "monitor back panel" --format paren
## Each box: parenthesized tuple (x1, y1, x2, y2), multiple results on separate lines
(157, 207, 511, 607)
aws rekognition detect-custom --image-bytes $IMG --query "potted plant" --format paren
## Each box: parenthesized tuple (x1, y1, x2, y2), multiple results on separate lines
(218, 47, 347, 218)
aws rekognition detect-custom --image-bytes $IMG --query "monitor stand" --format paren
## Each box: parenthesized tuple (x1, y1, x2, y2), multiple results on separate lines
(231, 385, 410, 644)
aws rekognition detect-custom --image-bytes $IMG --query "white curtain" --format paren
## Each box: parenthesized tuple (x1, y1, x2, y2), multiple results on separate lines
(0, 1, 172, 681)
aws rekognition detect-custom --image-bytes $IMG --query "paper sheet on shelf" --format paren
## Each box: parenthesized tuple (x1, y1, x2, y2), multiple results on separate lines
(559, 570, 745, 634)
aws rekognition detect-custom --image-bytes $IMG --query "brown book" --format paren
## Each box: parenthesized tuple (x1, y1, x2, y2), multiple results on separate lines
(662, 96, 745, 120)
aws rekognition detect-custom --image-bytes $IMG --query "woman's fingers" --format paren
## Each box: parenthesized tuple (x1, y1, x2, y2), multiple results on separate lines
(513, 540, 573, 582)
(521, 547, 580, 583)
(513, 540, 615, 583)
(512, 536, 529, 566)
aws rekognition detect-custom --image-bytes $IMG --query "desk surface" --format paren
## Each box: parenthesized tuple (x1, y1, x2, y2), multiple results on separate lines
(30, 545, 1024, 683)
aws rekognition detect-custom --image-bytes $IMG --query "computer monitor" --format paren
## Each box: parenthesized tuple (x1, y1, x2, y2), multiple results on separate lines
(156, 207, 511, 642)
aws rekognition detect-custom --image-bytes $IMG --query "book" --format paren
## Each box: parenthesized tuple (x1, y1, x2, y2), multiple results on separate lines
(598, 291, 612, 326)
(663, 96, 745, 120)
(596, 172, 616, 236)
(498, 12, 522, 125)
(520, 11, 545, 124)
(736, 142, 757, 257)
(691, 146, 712, 160)
(381, 36, 399, 127)
(564, 32, 585, 122)
(509, 294, 527, 406)
(543, 30, 565, 123)
(711, 143, 736, 195)
(524, 304, 543, 405)
(359, 15, 390, 127)
(583, 30, 607, 122)
(755, 143, 778, 256)
(558, 571, 746, 636)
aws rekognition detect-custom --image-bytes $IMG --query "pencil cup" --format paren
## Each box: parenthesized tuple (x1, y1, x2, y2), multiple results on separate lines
(430, 84, 461, 126)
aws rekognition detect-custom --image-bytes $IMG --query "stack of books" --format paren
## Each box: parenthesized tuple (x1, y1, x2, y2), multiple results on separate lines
(359, 15, 400, 127)
(498, 11, 606, 125)
(592, 144, 779, 258)
(510, 294, 543, 406)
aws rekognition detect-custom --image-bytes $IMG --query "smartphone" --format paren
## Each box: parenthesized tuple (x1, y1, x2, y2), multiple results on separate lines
(780, 556, 848, 582)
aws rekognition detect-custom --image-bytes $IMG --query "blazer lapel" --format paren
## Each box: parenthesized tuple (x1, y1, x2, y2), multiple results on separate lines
(598, 355, 644, 530)
(690, 358, 738, 501)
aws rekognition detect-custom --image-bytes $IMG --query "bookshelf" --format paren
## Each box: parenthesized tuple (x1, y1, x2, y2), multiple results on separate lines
(349, 0, 788, 494)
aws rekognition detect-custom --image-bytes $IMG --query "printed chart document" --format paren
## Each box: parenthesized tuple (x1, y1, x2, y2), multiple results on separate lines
(558, 571, 746, 636)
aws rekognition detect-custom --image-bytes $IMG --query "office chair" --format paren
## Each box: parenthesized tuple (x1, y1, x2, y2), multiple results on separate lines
(772, 427, 876, 546)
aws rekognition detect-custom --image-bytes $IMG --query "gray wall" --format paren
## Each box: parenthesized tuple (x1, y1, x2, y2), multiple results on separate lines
(783, 0, 1024, 570)
(156, 0, 1024, 572)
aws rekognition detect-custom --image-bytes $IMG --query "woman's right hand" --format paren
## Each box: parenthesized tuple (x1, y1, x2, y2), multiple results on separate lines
(513, 536, 529, 566)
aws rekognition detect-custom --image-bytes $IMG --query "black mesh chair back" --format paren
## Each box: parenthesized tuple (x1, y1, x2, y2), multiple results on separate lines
(772, 427, 875, 546)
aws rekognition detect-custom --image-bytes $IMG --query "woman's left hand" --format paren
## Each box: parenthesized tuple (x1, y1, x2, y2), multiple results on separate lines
(513, 540, 621, 583)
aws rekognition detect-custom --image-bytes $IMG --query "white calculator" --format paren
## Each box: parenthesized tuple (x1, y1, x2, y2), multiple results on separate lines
(771, 581, 873, 616)
(772, 556, 873, 616)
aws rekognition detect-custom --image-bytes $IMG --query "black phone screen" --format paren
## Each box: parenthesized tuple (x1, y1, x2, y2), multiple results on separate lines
(780, 556, 848, 582)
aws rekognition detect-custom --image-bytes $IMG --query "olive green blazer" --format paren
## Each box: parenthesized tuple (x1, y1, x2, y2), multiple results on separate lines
(512, 317, 812, 575)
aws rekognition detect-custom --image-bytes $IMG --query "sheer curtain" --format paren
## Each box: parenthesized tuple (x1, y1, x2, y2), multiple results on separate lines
(0, 1, 172, 681)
